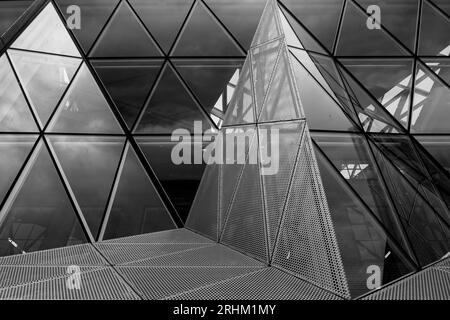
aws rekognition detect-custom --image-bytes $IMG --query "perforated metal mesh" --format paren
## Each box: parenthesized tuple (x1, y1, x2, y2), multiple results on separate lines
(170, 267, 343, 300)
(127, 244, 265, 267)
(102, 228, 213, 244)
(0, 244, 106, 266)
(95, 243, 210, 265)
(115, 266, 262, 299)
(186, 163, 220, 241)
(364, 267, 450, 300)
(0, 267, 139, 300)
(272, 131, 350, 299)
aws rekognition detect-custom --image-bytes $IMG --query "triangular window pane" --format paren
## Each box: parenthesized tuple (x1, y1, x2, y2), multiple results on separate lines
(93, 60, 163, 129)
(172, 1, 243, 57)
(135, 64, 213, 134)
(137, 136, 206, 222)
(55, 0, 120, 53)
(0, 142, 87, 257)
(8, 49, 81, 128)
(130, 0, 193, 54)
(0, 54, 37, 132)
(103, 144, 176, 240)
(48, 64, 123, 134)
(279, 6, 327, 54)
(205, 0, 266, 50)
(411, 62, 450, 133)
(341, 59, 413, 128)
(49, 136, 125, 238)
(336, 0, 407, 56)
(418, 0, 450, 56)
(0, 1, 33, 37)
(423, 58, 450, 86)
(222, 60, 255, 126)
(251, 0, 280, 47)
(0, 135, 36, 206)
(90, 1, 162, 58)
(251, 39, 281, 116)
(259, 48, 301, 122)
(290, 52, 358, 131)
(12, 2, 80, 57)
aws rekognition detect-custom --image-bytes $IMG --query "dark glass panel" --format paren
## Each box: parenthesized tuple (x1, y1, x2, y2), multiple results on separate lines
(423, 58, 450, 86)
(0, 135, 36, 206)
(280, 0, 344, 52)
(137, 136, 206, 222)
(0, 1, 32, 37)
(8, 49, 81, 128)
(205, 0, 266, 50)
(314, 146, 415, 298)
(0, 54, 37, 132)
(341, 59, 413, 128)
(130, 0, 193, 54)
(11, 2, 80, 57)
(355, 0, 419, 51)
(172, 1, 243, 57)
(411, 62, 450, 133)
(93, 59, 163, 129)
(103, 144, 176, 240)
(48, 63, 122, 134)
(0, 141, 87, 257)
(49, 136, 125, 237)
(415, 135, 450, 174)
(418, 0, 450, 56)
(135, 64, 213, 134)
(290, 52, 358, 131)
(90, 1, 161, 58)
(55, 0, 120, 53)
(336, 0, 407, 56)
(432, 0, 450, 16)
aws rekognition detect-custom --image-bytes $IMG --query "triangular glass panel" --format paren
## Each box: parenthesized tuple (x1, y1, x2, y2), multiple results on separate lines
(103, 144, 176, 240)
(0, 141, 88, 257)
(175, 60, 242, 115)
(49, 136, 125, 238)
(221, 131, 268, 263)
(205, 0, 266, 50)
(312, 144, 416, 297)
(290, 52, 359, 131)
(418, 0, 450, 56)
(90, 1, 162, 58)
(251, 39, 281, 117)
(336, 0, 408, 56)
(340, 67, 405, 133)
(137, 136, 206, 222)
(8, 49, 81, 128)
(251, 0, 280, 47)
(93, 59, 163, 129)
(415, 135, 450, 174)
(410, 62, 450, 133)
(0, 135, 36, 206)
(260, 121, 305, 254)
(130, 0, 193, 54)
(281, 0, 344, 52)
(0, 1, 33, 37)
(0, 54, 37, 132)
(47, 63, 123, 134)
(55, 0, 120, 53)
(423, 58, 450, 86)
(11, 2, 80, 57)
(355, 0, 419, 51)
(172, 1, 243, 57)
(278, 5, 327, 54)
(341, 59, 413, 128)
(135, 64, 213, 134)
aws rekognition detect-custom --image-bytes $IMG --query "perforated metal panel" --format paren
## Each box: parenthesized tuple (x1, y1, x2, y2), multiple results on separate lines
(115, 266, 262, 299)
(364, 267, 450, 300)
(0, 244, 106, 266)
(127, 244, 265, 267)
(271, 131, 350, 299)
(170, 267, 343, 300)
(0, 267, 140, 300)
(101, 228, 213, 244)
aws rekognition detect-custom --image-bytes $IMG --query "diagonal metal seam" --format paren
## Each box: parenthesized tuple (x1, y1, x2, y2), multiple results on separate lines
(331, 0, 347, 56)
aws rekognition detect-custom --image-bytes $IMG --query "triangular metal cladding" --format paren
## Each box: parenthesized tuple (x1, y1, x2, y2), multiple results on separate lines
(11, 2, 80, 57)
